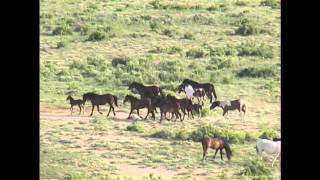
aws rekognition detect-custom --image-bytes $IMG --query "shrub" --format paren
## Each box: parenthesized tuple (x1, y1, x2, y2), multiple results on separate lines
(239, 158, 272, 176)
(112, 57, 128, 67)
(235, 0, 249, 6)
(150, 0, 162, 9)
(56, 41, 67, 49)
(260, 0, 280, 9)
(236, 67, 278, 78)
(126, 122, 144, 133)
(186, 48, 206, 58)
(235, 18, 261, 36)
(52, 24, 73, 35)
(87, 31, 106, 41)
(166, 46, 183, 54)
(162, 28, 176, 37)
(237, 42, 274, 58)
(210, 46, 238, 57)
(183, 32, 195, 40)
(150, 129, 175, 139)
(259, 129, 280, 140)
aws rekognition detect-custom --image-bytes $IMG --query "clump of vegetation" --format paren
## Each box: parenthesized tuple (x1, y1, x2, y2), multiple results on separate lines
(126, 121, 145, 133)
(183, 32, 195, 40)
(235, 0, 250, 6)
(210, 45, 238, 57)
(235, 18, 261, 36)
(239, 158, 272, 176)
(162, 28, 176, 37)
(186, 48, 206, 58)
(237, 42, 274, 58)
(52, 24, 73, 35)
(236, 66, 278, 78)
(259, 129, 280, 140)
(112, 57, 128, 67)
(87, 31, 107, 41)
(56, 41, 67, 49)
(260, 0, 280, 9)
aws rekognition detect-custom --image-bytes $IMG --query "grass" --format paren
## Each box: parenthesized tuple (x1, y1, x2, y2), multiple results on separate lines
(40, 0, 280, 179)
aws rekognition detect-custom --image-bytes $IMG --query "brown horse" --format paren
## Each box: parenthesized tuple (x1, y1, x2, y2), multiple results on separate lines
(82, 92, 118, 117)
(66, 95, 84, 115)
(193, 88, 206, 103)
(123, 95, 155, 120)
(182, 79, 217, 103)
(158, 99, 182, 123)
(128, 82, 163, 98)
(210, 99, 246, 119)
(192, 102, 203, 118)
(202, 136, 232, 161)
(167, 95, 194, 120)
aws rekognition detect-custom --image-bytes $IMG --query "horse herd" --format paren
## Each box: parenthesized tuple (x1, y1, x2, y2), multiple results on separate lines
(65, 78, 280, 166)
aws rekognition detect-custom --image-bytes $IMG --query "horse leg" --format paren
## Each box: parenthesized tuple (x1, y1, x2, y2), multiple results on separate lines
(107, 105, 112, 117)
(128, 109, 133, 119)
(271, 153, 280, 167)
(78, 104, 81, 115)
(90, 105, 95, 116)
(190, 109, 194, 119)
(97, 105, 103, 114)
(112, 105, 116, 116)
(144, 109, 150, 120)
(203, 147, 208, 161)
(220, 149, 223, 160)
(213, 149, 219, 159)
(70, 106, 73, 115)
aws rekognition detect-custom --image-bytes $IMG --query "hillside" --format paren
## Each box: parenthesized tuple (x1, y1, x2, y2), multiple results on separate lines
(40, 0, 281, 179)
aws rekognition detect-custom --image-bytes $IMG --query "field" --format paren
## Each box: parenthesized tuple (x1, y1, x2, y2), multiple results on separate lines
(40, 0, 281, 179)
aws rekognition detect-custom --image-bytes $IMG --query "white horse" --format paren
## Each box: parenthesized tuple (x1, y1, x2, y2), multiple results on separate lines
(256, 139, 281, 167)
(180, 84, 205, 102)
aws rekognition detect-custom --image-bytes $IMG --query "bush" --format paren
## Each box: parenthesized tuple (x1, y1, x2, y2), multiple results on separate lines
(186, 48, 206, 58)
(260, 0, 280, 9)
(183, 32, 195, 40)
(112, 57, 128, 67)
(87, 31, 106, 41)
(56, 41, 67, 49)
(162, 28, 176, 37)
(235, 18, 261, 36)
(52, 24, 73, 35)
(150, 0, 162, 9)
(259, 129, 280, 140)
(150, 129, 175, 139)
(210, 46, 238, 57)
(239, 158, 272, 176)
(235, 0, 249, 6)
(166, 46, 183, 54)
(238, 43, 274, 58)
(236, 67, 278, 78)
(126, 122, 144, 133)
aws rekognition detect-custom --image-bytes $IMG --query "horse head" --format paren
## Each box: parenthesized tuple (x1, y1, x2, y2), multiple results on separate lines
(177, 84, 184, 93)
(66, 95, 72, 101)
(210, 101, 220, 110)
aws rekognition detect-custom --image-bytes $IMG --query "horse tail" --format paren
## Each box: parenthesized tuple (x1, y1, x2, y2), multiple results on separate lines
(224, 142, 232, 160)
(211, 84, 217, 101)
(113, 95, 118, 107)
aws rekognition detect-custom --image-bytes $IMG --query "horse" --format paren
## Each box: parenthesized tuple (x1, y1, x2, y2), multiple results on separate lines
(123, 95, 155, 120)
(182, 79, 217, 103)
(178, 84, 206, 104)
(192, 102, 203, 118)
(193, 88, 206, 102)
(66, 95, 85, 115)
(210, 99, 246, 119)
(158, 98, 182, 123)
(202, 136, 232, 161)
(82, 92, 118, 117)
(128, 82, 163, 98)
(256, 139, 281, 167)
(167, 95, 194, 120)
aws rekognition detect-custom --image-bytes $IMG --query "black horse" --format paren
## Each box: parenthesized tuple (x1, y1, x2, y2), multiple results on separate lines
(82, 92, 118, 117)
(66, 95, 85, 115)
(128, 82, 163, 98)
(182, 79, 217, 103)
(166, 95, 194, 120)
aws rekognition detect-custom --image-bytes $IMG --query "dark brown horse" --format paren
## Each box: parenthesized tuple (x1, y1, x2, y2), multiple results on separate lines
(202, 136, 232, 161)
(192, 102, 203, 118)
(210, 99, 246, 119)
(193, 88, 206, 103)
(158, 98, 181, 123)
(66, 95, 84, 115)
(167, 95, 194, 120)
(123, 95, 155, 120)
(82, 92, 118, 117)
(182, 79, 217, 103)
(128, 82, 163, 98)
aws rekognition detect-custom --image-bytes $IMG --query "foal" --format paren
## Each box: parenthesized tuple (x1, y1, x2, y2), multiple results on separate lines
(210, 99, 246, 119)
(167, 95, 193, 120)
(123, 95, 155, 120)
(66, 95, 84, 115)
(202, 136, 232, 161)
